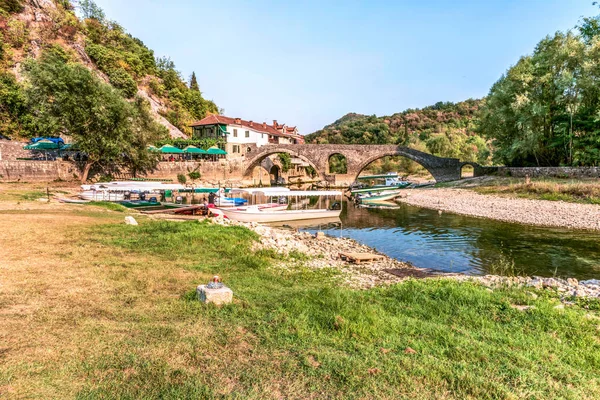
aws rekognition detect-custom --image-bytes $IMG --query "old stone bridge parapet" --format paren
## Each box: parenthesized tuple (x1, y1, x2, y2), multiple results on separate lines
(242, 144, 466, 184)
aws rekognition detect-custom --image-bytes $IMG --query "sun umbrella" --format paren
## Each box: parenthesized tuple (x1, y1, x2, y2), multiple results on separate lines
(206, 146, 227, 155)
(183, 145, 207, 154)
(159, 145, 184, 154)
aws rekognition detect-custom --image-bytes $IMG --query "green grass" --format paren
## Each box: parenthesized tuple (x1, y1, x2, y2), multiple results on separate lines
(70, 220, 600, 399)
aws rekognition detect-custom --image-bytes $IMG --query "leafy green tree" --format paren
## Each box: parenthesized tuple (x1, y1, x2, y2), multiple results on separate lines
(24, 50, 162, 181)
(0, 0, 23, 13)
(76, 0, 105, 22)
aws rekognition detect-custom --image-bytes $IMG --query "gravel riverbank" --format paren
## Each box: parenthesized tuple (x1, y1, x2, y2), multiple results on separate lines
(208, 216, 600, 299)
(396, 188, 600, 231)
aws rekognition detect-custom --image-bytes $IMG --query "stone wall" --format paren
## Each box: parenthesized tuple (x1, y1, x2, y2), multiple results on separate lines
(0, 140, 31, 161)
(146, 160, 246, 184)
(0, 161, 80, 182)
(488, 166, 600, 179)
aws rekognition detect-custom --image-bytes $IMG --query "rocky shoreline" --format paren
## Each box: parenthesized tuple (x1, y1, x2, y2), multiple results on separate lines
(209, 216, 600, 299)
(395, 188, 600, 231)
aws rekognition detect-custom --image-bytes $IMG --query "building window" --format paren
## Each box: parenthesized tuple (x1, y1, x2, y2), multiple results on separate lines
(232, 145, 240, 153)
(261, 134, 264, 139)
(233, 129, 238, 137)
(245, 130, 250, 138)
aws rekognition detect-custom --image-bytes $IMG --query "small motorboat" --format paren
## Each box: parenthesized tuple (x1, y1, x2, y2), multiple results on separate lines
(358, 190, 402, 204)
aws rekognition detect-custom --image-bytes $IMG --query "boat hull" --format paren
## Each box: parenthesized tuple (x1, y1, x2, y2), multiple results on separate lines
(220, 208, 341, 223)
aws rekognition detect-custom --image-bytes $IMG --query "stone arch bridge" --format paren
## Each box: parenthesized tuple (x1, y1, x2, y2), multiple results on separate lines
(243, 144, 479, 185)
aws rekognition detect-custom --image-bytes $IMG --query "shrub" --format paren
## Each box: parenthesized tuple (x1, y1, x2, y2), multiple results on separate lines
(177, 174, 187, 185)
(0, 0, 23, 13)
(107, 68, 137, 98)
(6, 19, 27, 48)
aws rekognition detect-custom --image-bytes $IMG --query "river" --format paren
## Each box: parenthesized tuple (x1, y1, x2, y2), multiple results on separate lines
(300, 200, 600, 279)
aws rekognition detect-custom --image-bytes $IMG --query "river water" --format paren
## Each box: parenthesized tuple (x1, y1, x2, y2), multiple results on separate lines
(300, 201, 600, 279)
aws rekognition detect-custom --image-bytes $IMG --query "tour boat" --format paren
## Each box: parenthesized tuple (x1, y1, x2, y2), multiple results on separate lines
(219, 207, 341, 223)
(218, 190, 343, 223)
(210, 203, 288, 217)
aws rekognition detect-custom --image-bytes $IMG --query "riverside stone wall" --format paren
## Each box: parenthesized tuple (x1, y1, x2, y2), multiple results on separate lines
(0, 161, 80, 182)
(0, 140, 30, 161)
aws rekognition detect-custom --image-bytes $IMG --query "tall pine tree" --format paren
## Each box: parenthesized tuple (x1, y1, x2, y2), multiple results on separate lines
(189, 72, 200, 92)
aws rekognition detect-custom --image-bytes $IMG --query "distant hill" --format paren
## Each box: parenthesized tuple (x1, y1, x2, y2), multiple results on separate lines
(305, 99, 491, 165)
(0, 0, 217, 139)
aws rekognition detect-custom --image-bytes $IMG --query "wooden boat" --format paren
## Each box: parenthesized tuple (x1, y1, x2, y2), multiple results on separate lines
(120, 200, 162, 208)
(219, 207, 341, 223)
(57, 198, 90, 204)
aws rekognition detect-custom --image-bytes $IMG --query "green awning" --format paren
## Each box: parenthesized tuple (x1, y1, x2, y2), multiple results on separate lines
(206, 147, 227, 155)
(219, 124, 229, 134)
(183, 145, 207, 154)
(159, 145, 184, 154)
(148, 145, 159, 152)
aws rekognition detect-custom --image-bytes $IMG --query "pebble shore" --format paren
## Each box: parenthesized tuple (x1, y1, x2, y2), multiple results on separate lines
(396, 188, 600, 231)
(209, 216, 600, 299)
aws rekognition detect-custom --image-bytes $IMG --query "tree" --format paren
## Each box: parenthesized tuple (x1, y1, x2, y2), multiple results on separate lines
(24, 50, 162, 182)
(189, 72, 199, 92)
(76, 0, 106, 22)
(0, 0, 24, 13)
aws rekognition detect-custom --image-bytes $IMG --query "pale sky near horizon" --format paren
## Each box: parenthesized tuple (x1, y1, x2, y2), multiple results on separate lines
(93, 0, 597, 134)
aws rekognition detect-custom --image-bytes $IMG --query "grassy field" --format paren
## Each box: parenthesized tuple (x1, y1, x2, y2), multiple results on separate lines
(441, 177, 600, 204)
(1, 184, 600, 399)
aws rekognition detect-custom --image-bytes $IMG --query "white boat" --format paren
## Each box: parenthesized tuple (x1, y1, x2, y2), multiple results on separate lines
(219, 190, 343, 223)
(210, 203, 288, 217)
(358, 190, 402, 203)
(219, 207, 341, 223)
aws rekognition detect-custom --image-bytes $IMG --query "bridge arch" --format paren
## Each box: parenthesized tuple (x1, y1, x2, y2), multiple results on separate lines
(353, 150, 439, 183)
(243, 147, 326, 182)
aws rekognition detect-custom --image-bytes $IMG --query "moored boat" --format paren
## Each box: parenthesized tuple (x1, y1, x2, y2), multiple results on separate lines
(219, 207, 341, 223)
(218, 190, 343, 223)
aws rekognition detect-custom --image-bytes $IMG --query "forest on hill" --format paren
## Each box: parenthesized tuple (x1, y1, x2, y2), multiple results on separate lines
(0, 0, 218, 180)
(309, 6, 600, 169)
(305, 99, 490, 166)
(0, 0, 217, 140)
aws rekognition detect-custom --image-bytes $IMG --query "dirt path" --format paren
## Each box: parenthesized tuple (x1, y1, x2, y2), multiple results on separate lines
(396, 188, 600, 231)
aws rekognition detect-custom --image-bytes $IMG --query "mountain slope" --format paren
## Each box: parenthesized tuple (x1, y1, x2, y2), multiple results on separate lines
(0, 0, 217, 139)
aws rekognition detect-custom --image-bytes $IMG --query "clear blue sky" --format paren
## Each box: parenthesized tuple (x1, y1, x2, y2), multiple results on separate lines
(94, 0, 597, 134)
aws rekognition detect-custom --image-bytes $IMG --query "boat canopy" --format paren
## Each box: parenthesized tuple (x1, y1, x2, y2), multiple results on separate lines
(357, 173, 399, 180)
(257, 190, 342, 197)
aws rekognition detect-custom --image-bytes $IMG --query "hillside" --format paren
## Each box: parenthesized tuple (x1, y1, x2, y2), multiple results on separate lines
(306, 99, 491, 165)
(0, 0, 217, 139)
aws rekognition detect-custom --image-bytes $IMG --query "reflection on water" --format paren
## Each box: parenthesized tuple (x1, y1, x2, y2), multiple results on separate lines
(299, 201, 600, 279)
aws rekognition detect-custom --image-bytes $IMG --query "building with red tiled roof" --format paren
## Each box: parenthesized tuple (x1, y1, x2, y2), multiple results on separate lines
(190, 115, 304, 157)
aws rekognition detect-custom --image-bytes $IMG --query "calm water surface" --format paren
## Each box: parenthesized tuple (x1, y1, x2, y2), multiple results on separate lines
(299, 201, 600, 279)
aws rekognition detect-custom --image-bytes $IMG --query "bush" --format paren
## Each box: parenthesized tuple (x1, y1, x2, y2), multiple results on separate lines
(107, 68, 137, 98)
(0, 0, 23, 13)
(6, 19, 27, 48)
(177, 174, 187, 185)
